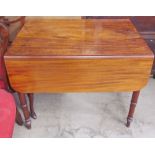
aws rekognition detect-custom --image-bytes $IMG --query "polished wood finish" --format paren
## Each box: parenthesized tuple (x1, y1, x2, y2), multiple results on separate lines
(127, 90, 140, 127)
(84, 16, 155, 76)
(5, 19, 152, 57)
(28, 93, 37, 119)
(5, 57, 153, 93)
(18, 93, 31, 129)
(4, 19, 154, 128)
(82, 16, 130, 19)
(5, 19, 153, 93)
(16, 107, 23, 125)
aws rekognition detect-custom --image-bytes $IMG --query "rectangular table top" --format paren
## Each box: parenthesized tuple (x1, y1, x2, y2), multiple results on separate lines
(5, 19, 153, 58)
(4, 19, 154, 93)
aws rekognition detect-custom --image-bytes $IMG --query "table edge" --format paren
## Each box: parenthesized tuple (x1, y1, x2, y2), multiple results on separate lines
(4, 55, 154, 60)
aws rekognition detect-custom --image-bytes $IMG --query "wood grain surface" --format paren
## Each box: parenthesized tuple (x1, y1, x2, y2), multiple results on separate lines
(4, 19, 154, 93)
(5, 19, 152, 57)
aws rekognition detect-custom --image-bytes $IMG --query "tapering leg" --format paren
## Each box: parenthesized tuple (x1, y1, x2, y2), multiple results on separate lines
(15, 108, 23, 126)
(27, 93, 37, 119)
(18, 93, 31, 129)
(126, 90, 140, 127)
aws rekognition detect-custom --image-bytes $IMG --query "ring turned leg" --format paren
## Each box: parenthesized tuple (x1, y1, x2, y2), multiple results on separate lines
(126, 90, 140, 127)
(18, 93, 31, 129)
(16, 108, 23, 126)
(28, 93, 37, 119)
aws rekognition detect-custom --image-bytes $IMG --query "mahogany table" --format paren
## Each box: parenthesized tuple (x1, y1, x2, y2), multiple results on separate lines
(4, 19, 153, 129)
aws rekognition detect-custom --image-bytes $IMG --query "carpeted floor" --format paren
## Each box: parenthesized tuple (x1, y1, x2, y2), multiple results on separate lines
(13, 78, 155, 138)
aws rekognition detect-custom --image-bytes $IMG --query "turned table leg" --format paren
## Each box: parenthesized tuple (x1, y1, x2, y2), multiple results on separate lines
(126, 90, 140, 127)
(18, 93, 31, 129)
(27, 93, 37, 119)
(15, 107, 23, 126)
